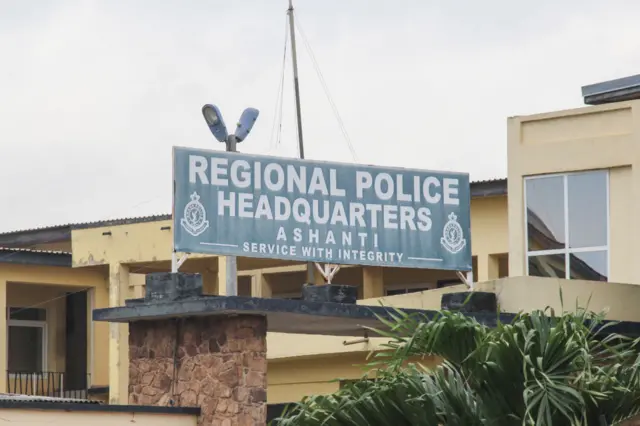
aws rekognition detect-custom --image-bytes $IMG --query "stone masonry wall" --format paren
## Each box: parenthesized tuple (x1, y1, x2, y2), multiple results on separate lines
(129, 315, 267, 426)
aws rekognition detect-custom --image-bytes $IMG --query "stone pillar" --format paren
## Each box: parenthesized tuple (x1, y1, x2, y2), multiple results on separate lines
(128, 314, 267, 426)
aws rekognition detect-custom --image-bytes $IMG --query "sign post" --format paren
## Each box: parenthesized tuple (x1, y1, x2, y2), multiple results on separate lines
(173, 147, 472, 274)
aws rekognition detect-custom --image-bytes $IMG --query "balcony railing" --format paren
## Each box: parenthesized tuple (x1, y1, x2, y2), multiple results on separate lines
(7, 371, 91, 399)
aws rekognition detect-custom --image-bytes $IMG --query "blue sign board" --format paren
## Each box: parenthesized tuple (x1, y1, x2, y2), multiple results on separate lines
(173, 147, 472, 271)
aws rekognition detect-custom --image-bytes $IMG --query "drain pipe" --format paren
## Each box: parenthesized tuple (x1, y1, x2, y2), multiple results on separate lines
(343, 331, 369, 346)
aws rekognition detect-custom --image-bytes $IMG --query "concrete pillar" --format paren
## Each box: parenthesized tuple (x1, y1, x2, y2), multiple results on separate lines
(91, 284, 110, 388)
(129, 314, 267, 425)
(0, 279, 6, 393)
(476, 254, 500, 283)
(202, 268, 216, 295)
(362, 266, 384, 299)
(252, 273, 272, 298)
(130, 273, 146, 299)
(108, 263, 129, 404)
(313, 266, 325, 285)
(217, 256, 229, 296)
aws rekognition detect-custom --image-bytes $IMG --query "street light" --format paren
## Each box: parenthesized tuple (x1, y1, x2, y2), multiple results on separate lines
(200, 103, 260, 297)
(202, 104, 260, 153)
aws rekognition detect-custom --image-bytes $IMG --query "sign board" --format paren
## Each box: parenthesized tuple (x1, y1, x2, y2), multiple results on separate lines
(173, 147, 472, 271)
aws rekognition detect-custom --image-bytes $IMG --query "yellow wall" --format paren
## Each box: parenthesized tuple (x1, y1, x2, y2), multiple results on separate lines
(7, 284, 68, 373)
(0, 264, 109, 392)
(268, 352, 440, 403)
(471, 196, 508, 281)
(68, 194, 509, 403)
(475, 276, 640, 322)
(267, 275, 640, 402)
(268, 353, 370, 403)
(507, 100, 640, 283)
(0, 408, 196, 426)
(70, 195, 508, 286)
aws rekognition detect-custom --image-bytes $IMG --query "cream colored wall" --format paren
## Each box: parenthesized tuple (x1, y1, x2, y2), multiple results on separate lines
(268, 354, 370, 403)
(268, 352, 440, 403)
(7, 284, 67, 373)
(471, 196, 508, 281)
(268, 276, 640, 402)
(71, 193, 508, 403)
(0, 409, 196, 426)
(476, 276, 640, 322)
(266, 284, 469, 362)
(71, 220, 174, 266)
(507, 100, 640, 282)
(0, 264, 109, 391)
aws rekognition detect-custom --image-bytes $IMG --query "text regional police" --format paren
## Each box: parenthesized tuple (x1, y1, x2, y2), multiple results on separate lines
(187, 154, 461, 233)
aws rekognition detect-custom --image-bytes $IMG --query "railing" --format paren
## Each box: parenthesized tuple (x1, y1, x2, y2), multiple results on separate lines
(7, 371, 91, 399)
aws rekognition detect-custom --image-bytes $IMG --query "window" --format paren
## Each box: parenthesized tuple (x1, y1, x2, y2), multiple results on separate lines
(385, 283, 432, 296)
(525, 170, 609, 282)
(437, 278, 464, 288)
(7, 307, 47, 373)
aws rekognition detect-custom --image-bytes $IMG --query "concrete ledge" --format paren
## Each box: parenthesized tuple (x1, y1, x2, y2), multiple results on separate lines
(95, 295, 640, 338)
(0, 401, 200, 415)
(96, 295, 436, 336)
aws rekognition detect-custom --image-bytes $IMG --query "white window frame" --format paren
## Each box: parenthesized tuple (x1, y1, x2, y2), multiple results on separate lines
(7, 319, 48, 377)
(384, 282, 434, 296)
(524, 170, 610, 280)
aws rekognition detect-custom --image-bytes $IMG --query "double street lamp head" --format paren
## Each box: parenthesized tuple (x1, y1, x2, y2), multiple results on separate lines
(202, 104, 260, 144)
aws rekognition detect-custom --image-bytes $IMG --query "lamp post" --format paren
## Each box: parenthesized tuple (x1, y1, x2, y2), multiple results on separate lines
(201, 104, 260, 296)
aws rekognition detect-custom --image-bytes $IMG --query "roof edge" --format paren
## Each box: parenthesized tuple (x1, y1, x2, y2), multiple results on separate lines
(0, 400, 200, 415)
(0, 179, 508, 236)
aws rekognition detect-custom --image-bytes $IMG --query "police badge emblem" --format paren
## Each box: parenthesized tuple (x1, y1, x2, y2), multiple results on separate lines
(440, 212, 466, 254)
(180, 192, 210, 237)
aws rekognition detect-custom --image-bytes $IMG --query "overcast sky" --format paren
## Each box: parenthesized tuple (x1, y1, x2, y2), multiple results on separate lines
(1, 0, 640, 232)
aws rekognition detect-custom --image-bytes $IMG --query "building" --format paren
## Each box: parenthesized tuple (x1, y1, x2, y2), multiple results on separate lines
(0, 178, 507, 404)
(1, 73, 640, 407)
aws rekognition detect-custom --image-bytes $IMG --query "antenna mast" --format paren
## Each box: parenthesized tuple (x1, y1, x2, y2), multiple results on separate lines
(288, 0, 315, 283)
(287, 0, 305, 159)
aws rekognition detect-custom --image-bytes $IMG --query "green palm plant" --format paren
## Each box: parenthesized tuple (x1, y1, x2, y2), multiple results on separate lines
(274, 295, 640, 426)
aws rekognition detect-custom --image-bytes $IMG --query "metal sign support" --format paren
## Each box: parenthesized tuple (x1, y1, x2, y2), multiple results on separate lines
(171, 251, 189, 273)
(314, 262, 341, 284)
(456, 270, 474, 290)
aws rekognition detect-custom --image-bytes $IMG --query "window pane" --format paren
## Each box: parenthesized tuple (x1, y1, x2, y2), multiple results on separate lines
(8, 308, 46, 321)
(568, 171, 608, 249)
(569, 250, 608, 282)
(406, 287, 430, 294)
(8, 326, 43, 372)
(528, 254, 566, 278)
(526, 176, 565, 251)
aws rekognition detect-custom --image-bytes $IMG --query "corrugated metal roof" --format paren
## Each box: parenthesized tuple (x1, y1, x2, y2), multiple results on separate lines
(0, 213, 172, 236)
(70, 213, 172, 230)
(0, 247, 71, 256)
(0, 224, 69, 236)
(0, 247, 71, 267)
(472, 178, 507, 184)
(0, 393, 99, 404)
